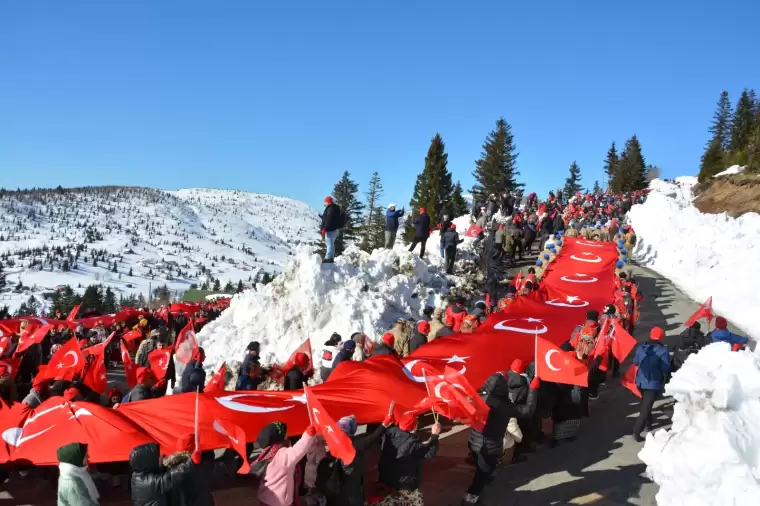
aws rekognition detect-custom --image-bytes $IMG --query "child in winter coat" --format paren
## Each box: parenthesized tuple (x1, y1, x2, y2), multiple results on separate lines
(57, 443, 99, 506)
(256, 422, 317, 506)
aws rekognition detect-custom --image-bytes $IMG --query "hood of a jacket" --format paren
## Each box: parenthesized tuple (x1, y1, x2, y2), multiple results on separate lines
(483, 373, 510, 398)
(507, 370, 529, 404)
(130, 443, 161, 473)
(386, 426, 422, 458)
(162, 451, 190, 469)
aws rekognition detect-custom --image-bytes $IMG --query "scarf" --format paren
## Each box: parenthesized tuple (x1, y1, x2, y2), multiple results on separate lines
(59, 462, 99, 504)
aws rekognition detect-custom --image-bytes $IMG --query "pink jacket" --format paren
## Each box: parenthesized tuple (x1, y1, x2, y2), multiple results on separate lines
(257, 431, 316, 506)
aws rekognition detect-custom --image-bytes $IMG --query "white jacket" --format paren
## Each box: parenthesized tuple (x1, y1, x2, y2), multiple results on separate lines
(503, 417, 523, 449)
(320, 346, 337, 369)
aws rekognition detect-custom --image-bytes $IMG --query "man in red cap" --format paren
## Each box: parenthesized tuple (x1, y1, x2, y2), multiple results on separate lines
(371, 332, 398, 358)
(408, 321, 430, 353)
(319, 196, 343, 263)
(709, 317, 748, 348)
(408, 207, 431, 258)
(632, 326, 671, 442)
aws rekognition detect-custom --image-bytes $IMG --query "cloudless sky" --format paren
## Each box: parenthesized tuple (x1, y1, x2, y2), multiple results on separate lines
(2, 0, 759, 209)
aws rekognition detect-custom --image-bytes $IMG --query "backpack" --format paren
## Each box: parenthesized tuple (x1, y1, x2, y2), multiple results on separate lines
(316, 455, 343, 497)
(459, 315, 480, 334)
(572, 324, 599, 361)
(249, 445, 278, 480)
(497, 296, 515, 312)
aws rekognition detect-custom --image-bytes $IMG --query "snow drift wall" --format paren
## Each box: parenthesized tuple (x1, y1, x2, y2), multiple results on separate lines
(196, 245, 457, 371)
(628, 178, 760, 340)
(639, 343, 760, 505)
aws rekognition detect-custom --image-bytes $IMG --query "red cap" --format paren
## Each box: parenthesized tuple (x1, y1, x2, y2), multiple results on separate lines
(324, 196, 333, 204)
(417, 321, 431, 335)
(715, 317, 728, 330)
(382, 332, 395, 348)
(450, 223, 456, 230)
(294, 352, 310, 368)
(398, 413, 417, 432)
(510, 359, 526, 374)
(650, 327, 664, 341)
(419, 207, 426, 213)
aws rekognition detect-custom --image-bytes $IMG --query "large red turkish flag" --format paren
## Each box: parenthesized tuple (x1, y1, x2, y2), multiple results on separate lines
(38, 338, 85, 382)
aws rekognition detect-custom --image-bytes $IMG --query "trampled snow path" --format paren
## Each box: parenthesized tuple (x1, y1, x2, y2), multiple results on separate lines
(628, 178, 760, 340)
(639, 343, 760, 506)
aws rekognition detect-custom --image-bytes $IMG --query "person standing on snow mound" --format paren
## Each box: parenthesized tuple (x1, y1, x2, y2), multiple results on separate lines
(442, 223, 464, 274)
(384, 203, 405, 249)
(408, 207, 431, 258)
(320, 196, 344, 264)
(708, 317, 749, 349)
(632, 327, 671, 442)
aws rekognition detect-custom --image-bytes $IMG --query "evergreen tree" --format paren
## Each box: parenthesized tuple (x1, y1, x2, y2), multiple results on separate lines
(332, 171, 364, 255)
(405, 134, 455, 240)
(103, 287, 117, 313)
(111, 261, 117, 273)
(213, 278, 221, 292)
(592, 180, 602, 195)
(699, 137, 725, 182)
(709, 91, 733, 152)
(471, 119, 520, 202)
(128, 267, 133, 276)
(618, 135, 648, 191)
(81, 284, 104, 314)
(360, 172, 385, 252)
(92, 257, 98, 268)
(223, 280, 235, 293)
(237, 279, 244, 293)
(449, 181, 469, 218)
(731, 89, 757, 153)
(563, 161, 582, 197)
(747, 126, 760, 173)
(603, 142, 620, 192)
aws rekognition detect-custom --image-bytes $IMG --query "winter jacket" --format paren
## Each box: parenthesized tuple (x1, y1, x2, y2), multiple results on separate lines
(408, 330, 428, 354)
(385, 209, 404, 232)
(370, 343, 397, 358)
(390, 322, 412, 357)
(428, 318, 445, 342)
(22, 389, 43, 408)
(468, 373, 536, 456)
(130, 443, 193, 506)
(378, 427, 439, 492)
(413, 213, 431, 238)
(174, 315, 189, 336)
(320, 346, 338, 370)
(180, 360, 206, 394)
(445, 304, 467, 333)
(332, 349, 353, 370)
(257, 432, 316, 506)
(164, 451, 215, 506)
(321, 203, 344, 232)
(441, 229, 463, 249)
(240, 353, 260, 377)
(679, 327, 709, 349)
(633, 340, 671, 391)
(329, 424, 386, 506)
(127, 384, 154, 403)
(434, 325, 455, 339)
(57, 467, 99, 506)
(284, 367, 307, 391)
(135, 339, 156, 367)
(709, 329, 749, 346)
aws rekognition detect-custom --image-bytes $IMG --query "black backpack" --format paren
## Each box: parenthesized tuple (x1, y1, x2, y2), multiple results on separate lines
(316, 455, 343, 497)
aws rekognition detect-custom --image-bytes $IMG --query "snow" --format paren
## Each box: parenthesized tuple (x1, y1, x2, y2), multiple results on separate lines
(714, 165, 746, 178)
(196, 241, 469, 373)
(0, 187, 320, 314)
(639, 343, 760, 506)
(628, 178, 760, 340)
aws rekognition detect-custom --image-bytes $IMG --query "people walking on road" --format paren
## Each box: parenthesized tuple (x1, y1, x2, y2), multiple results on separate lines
(408, 208, 431, 258)
(385, 204, 405, 249)
(321, 196, 344, 263)
(632, 326, 671, 442)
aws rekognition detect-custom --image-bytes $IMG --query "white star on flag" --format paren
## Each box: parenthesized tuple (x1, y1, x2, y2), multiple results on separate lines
(526, 317, 543, 323)
(576, 273, 587, 277)
(445, 355, 469, 364)
(582, 252, 593, 256)
(290, 394, 307, 404)
(566, 296, 580, 303)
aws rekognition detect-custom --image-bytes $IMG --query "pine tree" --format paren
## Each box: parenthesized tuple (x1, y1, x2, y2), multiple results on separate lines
(617, 135, 648, 191)
(360, 172, 385, 252)
(128, 267, 133, 276)
(709, 91, 733, 152)
(449, 181, 469, 217)
(747, 126, 760, 173)
(111, 261, 117, 273)
(603, 142, 620, 192)
(731, 89, 756, 153)
(405, 134, 455, 240)
(563, 161, 582, 197)
(223, 280, 234, 293)
(103, 287, 117, 313)
(237, 279, 244, 293)
(592, 180, 601, 195)
(332, 171, 364, 255)
(81, 284, 104, 314)
(213, 278, 221, 292)
(471, 119, 520, 203)
(699, 137, 725, 182)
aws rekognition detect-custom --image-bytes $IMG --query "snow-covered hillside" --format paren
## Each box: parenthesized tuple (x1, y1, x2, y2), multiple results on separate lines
(629, 177, 760, 340)
(0, 187, 320, 314)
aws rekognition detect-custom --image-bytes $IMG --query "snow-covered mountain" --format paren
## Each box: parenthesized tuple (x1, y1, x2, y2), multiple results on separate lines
(0, 186, 321, 314)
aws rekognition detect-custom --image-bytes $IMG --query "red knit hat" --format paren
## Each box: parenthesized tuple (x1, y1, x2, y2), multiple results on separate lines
(294, 352, 310, 368)
(650, 327, 664, 341)
(324, 196, 333, 204)
(715, 317, 728, 330)
(419, 207, 426, 213)
(510, 359, 526, 374)
(382, 332, 395, 348)
(417, 321, 431, 335)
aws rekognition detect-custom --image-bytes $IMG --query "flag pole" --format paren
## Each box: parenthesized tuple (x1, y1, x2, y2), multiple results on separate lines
(303, 385, 315, 426)
(194, 386, 200, 451)
(421, 368, 439, 424)
(534, 330, 539, 381)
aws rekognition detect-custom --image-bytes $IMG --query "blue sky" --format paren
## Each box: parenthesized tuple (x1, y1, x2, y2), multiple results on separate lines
(1, 0, 758, 209)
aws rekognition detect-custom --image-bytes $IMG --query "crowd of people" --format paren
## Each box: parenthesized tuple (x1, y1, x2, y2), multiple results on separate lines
(0, 187, 751, 506)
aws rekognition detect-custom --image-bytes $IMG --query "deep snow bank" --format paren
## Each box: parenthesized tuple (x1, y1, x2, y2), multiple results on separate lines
(628, 178, 760, 340)
(196, 244, 461, 371)
(639, 343, 760, 505)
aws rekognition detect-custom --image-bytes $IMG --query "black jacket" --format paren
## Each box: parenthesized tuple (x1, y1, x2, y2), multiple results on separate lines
(408, 330, 428, 354)
(174, 315, 189, 335)
(165, 451, 215, 506)
(378, 427, 439, 491)
(370, 343, 397, 358)
(468, 373, 536, 456)
(181, 360, 206, 394)
(332, 349, 353, 370)
(284, 367, 307, 391)
(329, 425, 386, 506)
(413, 213, 431, 238)
(434, 326, 455, 339)
(321, 203, 344, 232)
(441, 229, 463, 249)
(130, 443, 194, 506)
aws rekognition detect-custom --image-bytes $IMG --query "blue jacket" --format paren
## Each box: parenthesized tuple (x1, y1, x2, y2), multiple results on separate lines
(180, 360, 206, 393)
(385, 209, 405, 231)
(633, 341, 671, 391)
(710, 328, 748, 345)
(414, 213, 431, 238)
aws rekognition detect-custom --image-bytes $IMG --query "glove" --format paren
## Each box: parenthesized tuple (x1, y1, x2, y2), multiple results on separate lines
(321, 230, 326, 236)
(530, 376, 540, 390)
(382, 414, 395, 428)
(306, 425, 317, 436)
(191, 450, 201, 465)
